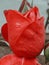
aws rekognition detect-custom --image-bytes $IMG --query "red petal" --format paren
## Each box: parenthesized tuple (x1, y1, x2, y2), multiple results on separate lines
(0, 54, 41, 65)
(0, 54, 22, 65)
(23, 58, 41, 65)
(1, 23, 8, 42)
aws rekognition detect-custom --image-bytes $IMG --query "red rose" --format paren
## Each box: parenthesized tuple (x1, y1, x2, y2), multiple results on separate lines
(0, 54, 41, 65)
(1, 7, 45, 58)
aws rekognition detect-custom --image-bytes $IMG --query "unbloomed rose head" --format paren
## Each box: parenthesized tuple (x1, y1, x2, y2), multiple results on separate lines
(1, 7, 45, 58)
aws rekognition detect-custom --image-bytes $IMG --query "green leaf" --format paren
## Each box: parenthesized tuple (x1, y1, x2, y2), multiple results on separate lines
(45, 57, 49, 63)
(45, 47, 49, 63)
(22, 3, 28, 13)
(31, 0, 33, 7)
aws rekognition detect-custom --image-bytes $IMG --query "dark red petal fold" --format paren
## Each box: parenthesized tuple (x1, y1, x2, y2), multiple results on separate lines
(1, 23, 8, 42)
